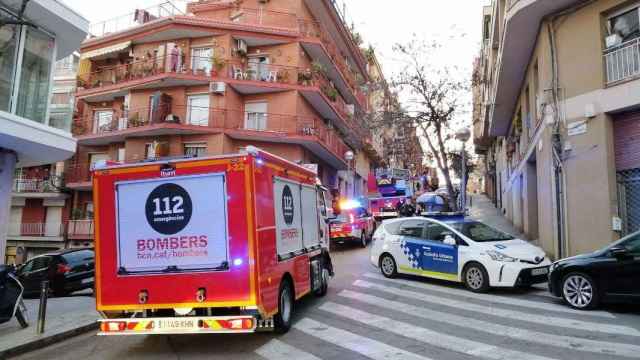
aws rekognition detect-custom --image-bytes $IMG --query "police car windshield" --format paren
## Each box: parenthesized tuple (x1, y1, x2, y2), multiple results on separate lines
(450, 222, 516, 242)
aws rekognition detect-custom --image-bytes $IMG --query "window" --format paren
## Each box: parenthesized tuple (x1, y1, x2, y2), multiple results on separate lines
(426, 223, 454, 242)
(187, 94, 210, 126)
(191, 48, 212, 74)
(184, 143, 207, 157)
(30, 256, 51, 272)
(245, 102, 268, 130)
(16, 27, 54, 122)
(85, 202, 94, 219)
(0, 11, 19, 112)
(62, 250, 94, 266)
(247, 56, 271, 81)
(622, 233, 640, 255)
(117, 147, 126, 162)
(94, 110, 114, 133)
(49, 112, 72, 132)
(450, 221, 516, 243)
(398, 220, 427, 238)
(608, 8, 640, 45)
(89, 153, 109, 166)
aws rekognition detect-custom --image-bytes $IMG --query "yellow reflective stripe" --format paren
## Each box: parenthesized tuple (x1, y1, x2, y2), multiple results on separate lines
(133, 321, 150, 331)
(399, 266, 459, 282)
(205, 320, 223, 330)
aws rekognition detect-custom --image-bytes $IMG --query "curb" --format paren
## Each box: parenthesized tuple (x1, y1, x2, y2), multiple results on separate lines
(1, 322, 98, 359)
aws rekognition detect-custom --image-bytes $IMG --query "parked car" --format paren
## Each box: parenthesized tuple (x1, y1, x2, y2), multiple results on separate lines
(16, 249, 95, 297)
(370, 217, 551, 292)
(548, 231, 640, 310)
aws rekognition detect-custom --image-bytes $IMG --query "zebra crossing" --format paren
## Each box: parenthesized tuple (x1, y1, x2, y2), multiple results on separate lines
(254, 272, 640, 360)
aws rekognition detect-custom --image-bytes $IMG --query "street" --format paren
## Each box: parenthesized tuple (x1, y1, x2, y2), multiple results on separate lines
(13, 237, 640, 360)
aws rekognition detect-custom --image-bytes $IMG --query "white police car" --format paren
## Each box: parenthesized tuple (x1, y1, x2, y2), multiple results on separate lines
(370, 217, 551, 292)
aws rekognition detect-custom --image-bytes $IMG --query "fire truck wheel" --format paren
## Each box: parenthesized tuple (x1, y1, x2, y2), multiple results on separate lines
(274, 279, 294, 333)
(314, 267, 329, 297)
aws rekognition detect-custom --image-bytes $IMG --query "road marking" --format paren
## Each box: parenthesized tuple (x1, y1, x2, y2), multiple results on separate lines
(363, 272, 614, 318)
(339, 290, 640, 358)
(255, 339, 321, 360)
(293, 317, 431, 360)
(319, 302, 557, 360)
(353, 280, 639, 337)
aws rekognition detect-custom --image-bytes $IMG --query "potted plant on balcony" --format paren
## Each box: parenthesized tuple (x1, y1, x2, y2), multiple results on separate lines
(298, 68, 313, 86)
(210, 54, 226, 77)
(311, 60, 327, 77)
(322, 84, 338, 102)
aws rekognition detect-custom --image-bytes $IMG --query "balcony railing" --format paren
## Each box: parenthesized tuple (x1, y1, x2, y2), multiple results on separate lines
(298, 19, 366, 104)
(604, 38, 640, 85)
(65, 164, 92, 185)
(13, 176, 64, 193)
(89, 1, 183, 38)
(67, 220, 95, 239)
(8, 223, 64, 237)
(224, 7, 298, 29)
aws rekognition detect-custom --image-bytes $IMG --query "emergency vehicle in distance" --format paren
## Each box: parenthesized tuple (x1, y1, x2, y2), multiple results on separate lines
(370, 217, 551, 293)
(329, 199, 376, 247)
(92, 147, 333, 335)
(367, 168, 412, 221)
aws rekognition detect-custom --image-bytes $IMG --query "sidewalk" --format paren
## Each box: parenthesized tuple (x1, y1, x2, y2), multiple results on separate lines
(468, 194, 528, 241)
(0, 292, 98, 358)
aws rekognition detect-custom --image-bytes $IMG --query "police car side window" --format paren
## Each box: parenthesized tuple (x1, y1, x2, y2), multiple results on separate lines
(426, 223, 454, 243)
(398, 220, 427, 238)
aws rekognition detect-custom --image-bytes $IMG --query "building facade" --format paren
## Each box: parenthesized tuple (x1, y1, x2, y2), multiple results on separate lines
(0, 1, 88, 264)
(65, 0, 382, 246)
(474, 0, 640, 259)
(5, 53, 83, 264)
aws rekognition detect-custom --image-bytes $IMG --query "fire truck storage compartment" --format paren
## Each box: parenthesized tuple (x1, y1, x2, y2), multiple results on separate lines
(273, 178, 321, 261)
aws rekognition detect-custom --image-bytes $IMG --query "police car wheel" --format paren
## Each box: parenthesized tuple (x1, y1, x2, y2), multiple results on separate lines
(274, 280, 294, 333)
(561, 272, 599, 310)
(380, 254, 397, 278)
(463, 263, 490, 293)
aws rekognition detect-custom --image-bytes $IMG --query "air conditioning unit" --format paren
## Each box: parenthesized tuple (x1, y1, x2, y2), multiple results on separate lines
(209, 82, 226, 94)
(605, 34, 622, 48)
(236, 39, 248, 55)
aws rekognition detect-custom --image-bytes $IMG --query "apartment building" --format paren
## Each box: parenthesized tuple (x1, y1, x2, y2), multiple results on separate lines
(0, 1, 88, 264)
(64, 0, 382, 245)
(474, 0, 640, 259)
(5, 54, 84, 264)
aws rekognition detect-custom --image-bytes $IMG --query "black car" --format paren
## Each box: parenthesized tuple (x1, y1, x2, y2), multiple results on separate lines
(549, 232, 640, 309)
(16, 249, 95, 297)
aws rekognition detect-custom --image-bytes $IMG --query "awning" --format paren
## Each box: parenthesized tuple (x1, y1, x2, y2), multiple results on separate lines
(81, 41, 131, 60)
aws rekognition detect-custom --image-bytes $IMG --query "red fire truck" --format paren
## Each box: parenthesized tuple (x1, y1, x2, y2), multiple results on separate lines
(92, 147, 333, 335)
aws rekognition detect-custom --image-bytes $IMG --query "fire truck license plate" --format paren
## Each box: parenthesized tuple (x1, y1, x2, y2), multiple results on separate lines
(155, 319, 198, 331)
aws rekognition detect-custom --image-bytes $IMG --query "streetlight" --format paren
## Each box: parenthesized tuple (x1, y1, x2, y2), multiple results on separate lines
(455, 127, 471, 211)
(345, 150, 355, 197)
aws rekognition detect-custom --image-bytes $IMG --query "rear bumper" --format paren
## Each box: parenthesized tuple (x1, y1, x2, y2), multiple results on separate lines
(98, 315, 260, 335)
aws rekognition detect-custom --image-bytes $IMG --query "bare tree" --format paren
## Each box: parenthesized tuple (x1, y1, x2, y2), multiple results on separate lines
(392, 38, 470, 210)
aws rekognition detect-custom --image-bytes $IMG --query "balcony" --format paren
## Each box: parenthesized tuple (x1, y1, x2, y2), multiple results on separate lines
(221, 110, 351, 169)
(65, 165, 93, 191)
(67, 220, 95, 240)
(77, 56, 366, 143)
(7, 223, 65, 239)
(605, 38, 640, 85)
(489, 0, 589, 136)
(74, 104, 220, 146)
(89, 1, 183, 38)
(13, 176, 64, 195)
(298, 19, 368, 110)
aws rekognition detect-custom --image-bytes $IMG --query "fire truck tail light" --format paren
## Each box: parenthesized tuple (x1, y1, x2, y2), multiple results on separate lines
(101, 321, 126, 332)
(218, 318, 253, 330)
